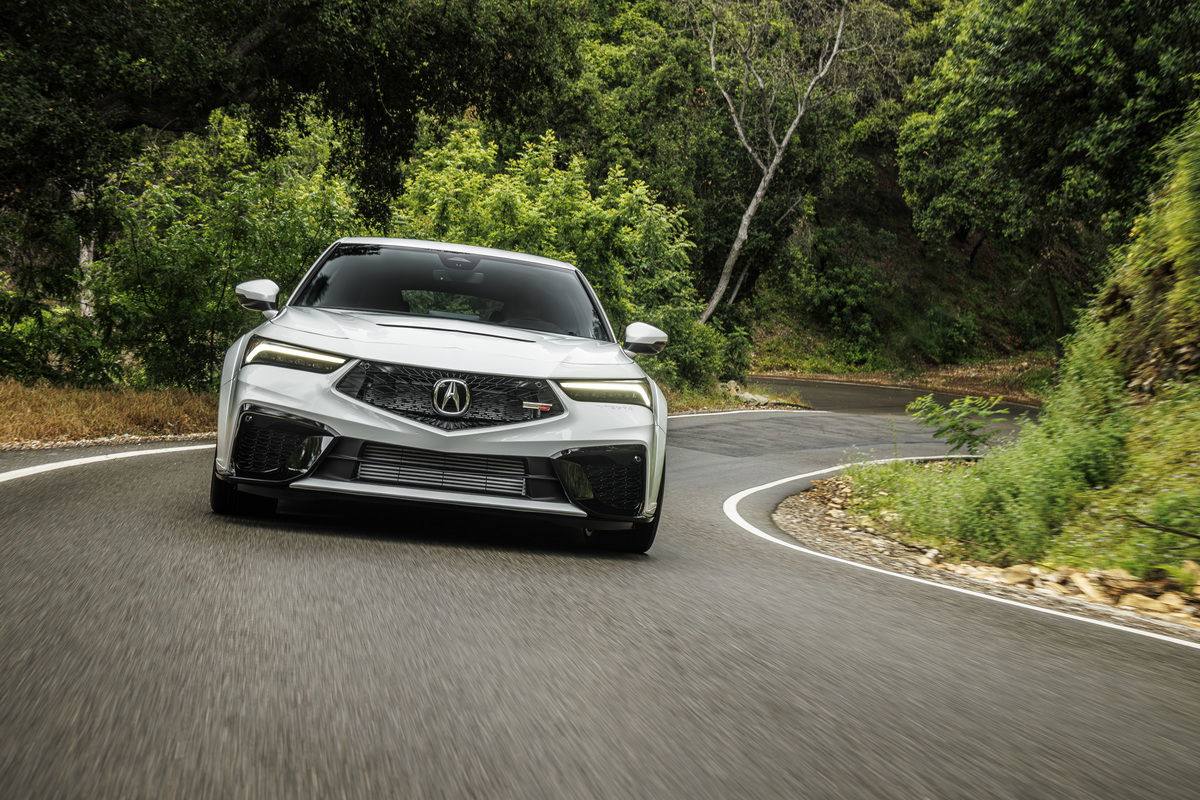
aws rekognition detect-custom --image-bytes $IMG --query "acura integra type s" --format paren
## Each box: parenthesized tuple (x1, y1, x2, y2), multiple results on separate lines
(210, 238, 669, 553)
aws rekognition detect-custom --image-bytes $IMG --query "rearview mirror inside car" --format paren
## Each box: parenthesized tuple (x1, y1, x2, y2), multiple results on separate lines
(624, 322, 668, 355)
(235, 279, 281, 318)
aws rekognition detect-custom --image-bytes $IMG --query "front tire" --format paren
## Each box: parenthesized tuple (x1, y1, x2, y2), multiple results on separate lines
(210, 470, 277, 516)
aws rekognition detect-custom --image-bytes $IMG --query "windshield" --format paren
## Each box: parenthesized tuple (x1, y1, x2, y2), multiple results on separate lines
(291, 244, 611, 341)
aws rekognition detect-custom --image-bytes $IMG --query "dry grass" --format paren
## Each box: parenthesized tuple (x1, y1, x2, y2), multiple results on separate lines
(0, 378, 807, 449)
(757, 353, 1055, 406)
(0, 379, 217, 443)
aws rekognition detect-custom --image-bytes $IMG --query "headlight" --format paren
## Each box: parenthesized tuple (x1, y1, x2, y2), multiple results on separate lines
(557, 379, 651, 408)
(243, 336, 348, 373)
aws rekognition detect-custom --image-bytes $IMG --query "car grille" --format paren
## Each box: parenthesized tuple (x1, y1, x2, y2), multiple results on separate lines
(354, 442, 527, 496)
(336, 361, 563, 431)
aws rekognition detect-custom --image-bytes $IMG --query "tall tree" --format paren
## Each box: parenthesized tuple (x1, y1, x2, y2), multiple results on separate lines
(689, 0, 862, 322)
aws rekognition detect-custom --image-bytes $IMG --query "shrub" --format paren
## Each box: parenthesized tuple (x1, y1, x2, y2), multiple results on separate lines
(0, 286, 114, 385)
(92, 112, 362, 389)
(852, 319, 1131, 564)
(1048, 384, 1200, 575)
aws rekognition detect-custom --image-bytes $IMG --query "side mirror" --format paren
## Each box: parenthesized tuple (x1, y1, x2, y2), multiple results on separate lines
(235, 279, 281, 318)
(624, 322, 668, 355)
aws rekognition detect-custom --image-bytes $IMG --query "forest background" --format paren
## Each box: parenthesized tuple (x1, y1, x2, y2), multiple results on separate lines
(7, 0, 1196, 391)
(4, 0, 1199, 573)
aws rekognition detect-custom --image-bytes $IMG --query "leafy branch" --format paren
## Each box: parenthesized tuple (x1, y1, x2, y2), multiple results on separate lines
(906, 394, 1009, 455)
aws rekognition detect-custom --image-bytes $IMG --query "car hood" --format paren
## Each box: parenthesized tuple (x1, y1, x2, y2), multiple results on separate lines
(265, 306, 639, 379)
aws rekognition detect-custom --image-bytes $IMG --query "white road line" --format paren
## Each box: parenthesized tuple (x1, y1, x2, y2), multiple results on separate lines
(5, 436, 1195, 650)
(0, 407, 795, 482)
(667, 408, 825, 419)
(0, 444, 215, 485)
(723, 456, 1200, 652)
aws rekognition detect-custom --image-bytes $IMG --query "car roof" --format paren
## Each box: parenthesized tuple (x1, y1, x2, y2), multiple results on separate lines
(334, 238, 579, 272)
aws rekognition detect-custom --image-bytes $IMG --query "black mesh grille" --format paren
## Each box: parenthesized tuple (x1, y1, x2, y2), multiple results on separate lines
(336, 361, 562, 431)
(234, 427, 307, 476)
(552, 445, 647, 518)
(583, 461, 644, 511)
(354, 442, 527, 496)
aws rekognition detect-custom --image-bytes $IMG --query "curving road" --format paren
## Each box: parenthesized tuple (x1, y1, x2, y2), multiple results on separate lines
(1, 381, 1195, 798)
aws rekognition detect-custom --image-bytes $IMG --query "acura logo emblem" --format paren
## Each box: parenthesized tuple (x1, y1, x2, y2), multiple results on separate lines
(432, 378, 471, 417)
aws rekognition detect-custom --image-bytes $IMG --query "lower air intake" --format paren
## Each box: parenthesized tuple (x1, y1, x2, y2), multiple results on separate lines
(355, 442, 527, 497)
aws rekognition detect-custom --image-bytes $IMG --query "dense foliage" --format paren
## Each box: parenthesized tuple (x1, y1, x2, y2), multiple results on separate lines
(897, 0, 1200, 345)
(2, 0, 1199, 394)
(852, 105, 1200, 574)
(92, 114, 360, 388)
(901, 1, 1200, 246)
(1, 0, 578, 293)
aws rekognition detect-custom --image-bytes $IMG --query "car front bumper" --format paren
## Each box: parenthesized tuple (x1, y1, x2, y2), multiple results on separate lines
(216, 360, 667, 524)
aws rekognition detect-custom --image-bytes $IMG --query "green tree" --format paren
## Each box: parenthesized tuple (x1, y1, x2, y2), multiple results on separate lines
(486, 1, 758, 314)
(491, 1, 858, 326)
(897, 0, 1200, 340)
(91, 113, 361, 388)
(1, 0, 579, 290)
(392, 127, 734, 386)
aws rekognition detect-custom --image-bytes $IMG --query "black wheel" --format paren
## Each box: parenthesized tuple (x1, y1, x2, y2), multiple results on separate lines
(600, 475, 664, 554)
(210, 470, 277, 516)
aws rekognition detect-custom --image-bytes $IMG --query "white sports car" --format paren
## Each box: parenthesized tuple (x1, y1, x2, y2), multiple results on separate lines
(211, 238, 669, 552)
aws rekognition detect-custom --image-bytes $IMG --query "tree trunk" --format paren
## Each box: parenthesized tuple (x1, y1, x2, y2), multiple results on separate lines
(701, 161, 779, 322)
(727, 260, 752, 306)
(78, 236, 95, 317)
(967, 233, 986, 266)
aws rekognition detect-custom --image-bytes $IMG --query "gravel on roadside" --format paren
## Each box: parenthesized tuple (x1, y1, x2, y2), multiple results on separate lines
(0, 431, 217, 452)
(772, 485, 1200, 646)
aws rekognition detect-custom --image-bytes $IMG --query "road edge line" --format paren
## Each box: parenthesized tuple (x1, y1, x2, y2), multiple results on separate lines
(0, 444, 216, 484)
(0, 408, 803, 480)
(667, 409, 825, 419)
(722, 456, 1200, 652)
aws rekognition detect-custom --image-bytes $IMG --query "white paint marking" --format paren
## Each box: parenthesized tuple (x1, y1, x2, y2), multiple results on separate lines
(0, 405, 800, 482)
(723, 456, 1200, 652)
(667, 408, 826, 419)
(0, 444, 215, 485)
(3, 433, 1194, 650)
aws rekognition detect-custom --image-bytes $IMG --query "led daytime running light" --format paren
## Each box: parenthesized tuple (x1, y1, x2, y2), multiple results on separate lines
(558, 379, 651, 407)
(244, 337, 348, 373)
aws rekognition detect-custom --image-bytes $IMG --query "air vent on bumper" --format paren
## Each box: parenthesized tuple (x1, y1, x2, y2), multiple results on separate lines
(354, 442, 527, 496)
(232, 407, 334, 481)
(551, 445, 646, 519)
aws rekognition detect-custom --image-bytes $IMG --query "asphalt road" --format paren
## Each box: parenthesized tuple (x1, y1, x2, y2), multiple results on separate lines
(1, 381, 1195, 798)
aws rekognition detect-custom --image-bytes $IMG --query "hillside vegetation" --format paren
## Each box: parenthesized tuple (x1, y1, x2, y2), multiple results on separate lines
(851, 106, 1200, 576)
(6, 0, 1199, 391)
